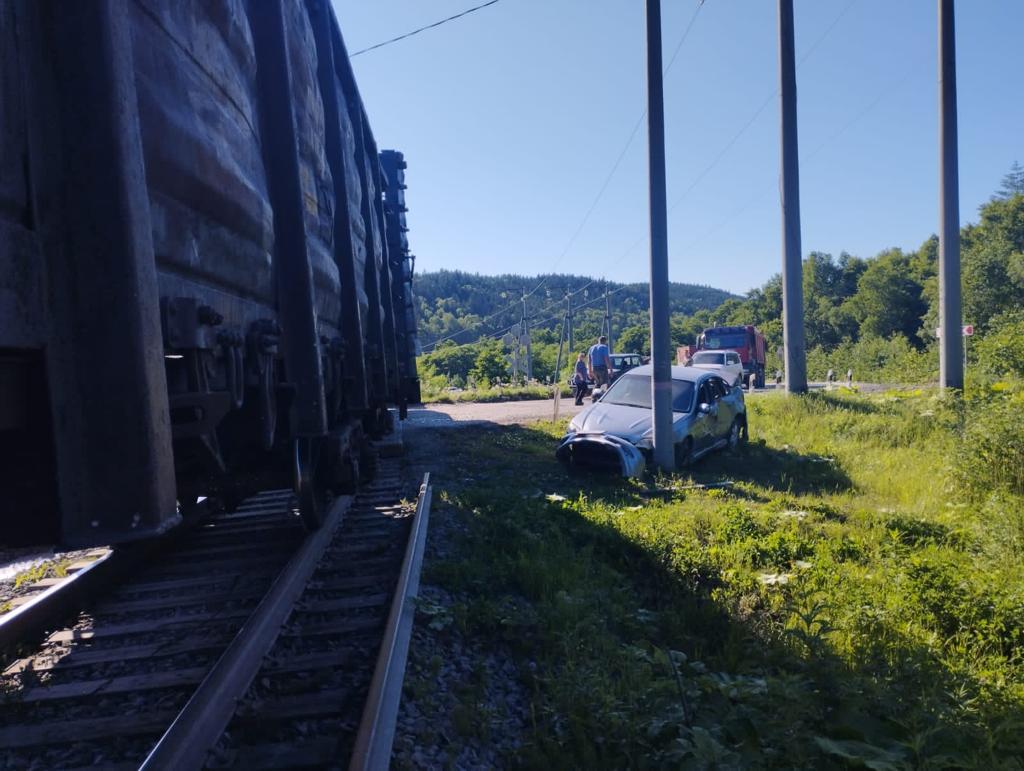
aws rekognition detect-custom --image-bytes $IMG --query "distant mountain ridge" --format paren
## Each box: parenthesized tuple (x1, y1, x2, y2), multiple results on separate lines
(414, 269, 737, 347)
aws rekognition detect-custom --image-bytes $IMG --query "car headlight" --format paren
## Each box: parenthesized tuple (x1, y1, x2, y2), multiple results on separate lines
(635, 430, 653, 450)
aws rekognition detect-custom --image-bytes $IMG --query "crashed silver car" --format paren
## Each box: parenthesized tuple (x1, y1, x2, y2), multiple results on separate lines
(555, 365, 747, 477)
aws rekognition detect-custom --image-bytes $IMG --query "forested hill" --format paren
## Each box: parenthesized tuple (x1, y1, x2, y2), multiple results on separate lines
(414, 270, 737, 347)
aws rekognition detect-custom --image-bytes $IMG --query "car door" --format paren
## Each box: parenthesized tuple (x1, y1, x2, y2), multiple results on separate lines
(692, 380, 716, 452)
(709, 377, 734, 440)
(725, 352, 742, 385)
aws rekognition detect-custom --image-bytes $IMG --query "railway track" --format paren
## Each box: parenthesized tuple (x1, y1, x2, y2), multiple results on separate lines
(0, 459, 431, 770)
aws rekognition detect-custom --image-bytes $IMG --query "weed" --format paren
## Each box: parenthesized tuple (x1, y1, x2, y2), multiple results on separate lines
(12, 558, 69, 589)
(417, 387, 1024, 767)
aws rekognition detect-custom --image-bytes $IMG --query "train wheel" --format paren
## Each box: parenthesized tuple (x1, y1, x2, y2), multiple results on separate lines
(294, 437, 327, 530)
(359, 443, 380, 483)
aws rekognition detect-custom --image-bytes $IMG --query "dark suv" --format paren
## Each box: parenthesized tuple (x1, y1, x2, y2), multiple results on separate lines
(610, 353, 642, 380)
(569, 352, 643, 401)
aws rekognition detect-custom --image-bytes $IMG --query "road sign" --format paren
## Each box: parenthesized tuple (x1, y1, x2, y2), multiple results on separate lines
(962, 324, 974, 336)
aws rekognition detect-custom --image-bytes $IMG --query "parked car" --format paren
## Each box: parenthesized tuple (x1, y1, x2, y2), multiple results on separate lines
(568, 352, 643, 402)
(698, 325, 767, 388)
(610, 353, 642, 378)
(556, 365, 747, 477)
(686, 349, 744, 387)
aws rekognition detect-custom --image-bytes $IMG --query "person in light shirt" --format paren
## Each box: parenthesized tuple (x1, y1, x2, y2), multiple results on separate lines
(588, 336, 612, 387)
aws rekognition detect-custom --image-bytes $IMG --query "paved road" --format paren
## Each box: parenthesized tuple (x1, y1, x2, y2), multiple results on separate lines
(405, 399, 585, 428)
(403, 381, 893, 430)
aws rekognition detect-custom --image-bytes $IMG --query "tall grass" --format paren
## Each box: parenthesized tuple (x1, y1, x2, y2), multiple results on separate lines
(403, 387, 1024, 768)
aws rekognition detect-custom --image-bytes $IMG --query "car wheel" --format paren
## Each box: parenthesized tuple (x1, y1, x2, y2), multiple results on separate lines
(727, 417, 747, 452)
(724, 421, 741, 450)
(674, 437, 693, 470)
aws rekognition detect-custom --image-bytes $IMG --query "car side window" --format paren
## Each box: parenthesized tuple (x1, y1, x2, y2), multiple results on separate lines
(710, 378, 728, 400)
(697, 383, 710, 406)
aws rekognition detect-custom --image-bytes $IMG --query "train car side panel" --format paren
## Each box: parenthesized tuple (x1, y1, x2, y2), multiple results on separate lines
(18, 0, 179, 546)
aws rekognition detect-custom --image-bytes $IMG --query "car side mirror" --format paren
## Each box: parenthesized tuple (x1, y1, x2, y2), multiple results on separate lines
(698, 402, 712, 415)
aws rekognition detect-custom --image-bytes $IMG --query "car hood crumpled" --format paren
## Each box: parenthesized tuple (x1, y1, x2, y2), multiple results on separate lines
(573, 403, 653, 443)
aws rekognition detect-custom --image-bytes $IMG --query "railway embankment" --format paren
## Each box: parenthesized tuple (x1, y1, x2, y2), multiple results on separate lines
(395, 386, 1024, 767)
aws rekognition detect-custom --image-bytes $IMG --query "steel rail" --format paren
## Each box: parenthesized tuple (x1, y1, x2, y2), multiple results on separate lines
(0, 549, 115, 651)
(0, 531, 187, 654)
(139, 495, 352, 771)
(349, 473, 432, 771)
(0, 498, 232, 654)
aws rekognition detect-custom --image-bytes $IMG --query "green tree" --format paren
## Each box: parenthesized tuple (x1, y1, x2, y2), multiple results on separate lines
(844, 249, 927, 342)
(994, 161, 1024, 200)
(420, 341, 479, 386)
(471, 339, 508, 386)
(973, 309, 1024, 378)
(961, 193, 1024, 331)
(801, 252, 864, 349)
(616, 324, 649, 356)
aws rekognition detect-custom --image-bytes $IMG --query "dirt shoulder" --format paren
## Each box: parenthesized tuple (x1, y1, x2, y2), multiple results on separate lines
(406, 399, 584, 428)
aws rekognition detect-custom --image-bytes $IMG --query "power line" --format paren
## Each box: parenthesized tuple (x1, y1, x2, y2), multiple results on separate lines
(419, 1, 706, 348)
(677, 61, 918, 260)
(420, 293, 524, 350)
(591, 0, 861, 279)
(422, 284, 580, 352)
(665, 0, 860, 216)
(422, 283, 627, 354)
(527, 0, 706, 301)
(421, 276, 595, 351)
(795, 0, 858, 68)
(350, 0, 502, 57)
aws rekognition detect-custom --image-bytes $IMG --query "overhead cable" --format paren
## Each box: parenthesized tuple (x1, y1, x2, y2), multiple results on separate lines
(528, 0, 706, 301)
(350, 0, 502, 57)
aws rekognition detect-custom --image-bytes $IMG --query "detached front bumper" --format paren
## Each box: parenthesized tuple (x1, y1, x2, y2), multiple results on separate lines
(555, 433, 647, 478)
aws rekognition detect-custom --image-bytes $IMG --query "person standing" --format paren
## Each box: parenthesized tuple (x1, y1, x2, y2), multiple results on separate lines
(588, 335, 612, 388)
(573, 353, 589, 405)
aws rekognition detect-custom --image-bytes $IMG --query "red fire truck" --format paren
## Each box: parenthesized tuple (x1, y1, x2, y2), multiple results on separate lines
(697, 325, 767, 388)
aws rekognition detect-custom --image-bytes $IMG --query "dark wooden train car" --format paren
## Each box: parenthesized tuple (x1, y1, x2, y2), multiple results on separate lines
(381, 150, 423, 411)
(0, 0, 417, 547)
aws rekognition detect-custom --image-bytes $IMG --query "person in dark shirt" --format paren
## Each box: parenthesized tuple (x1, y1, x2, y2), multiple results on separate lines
(573, 353, 589, 405)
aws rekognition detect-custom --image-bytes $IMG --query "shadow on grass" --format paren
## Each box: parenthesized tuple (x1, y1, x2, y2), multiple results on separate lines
(695, 440, 853, 496)
(416, 421, 1021, 768)
(805, 391, 885, 415)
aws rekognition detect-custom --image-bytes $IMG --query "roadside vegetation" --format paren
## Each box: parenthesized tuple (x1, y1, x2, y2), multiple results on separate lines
(404, 384, 1024, 767)
(416, 170, 1024, 390)
(421, 383, 570, 405)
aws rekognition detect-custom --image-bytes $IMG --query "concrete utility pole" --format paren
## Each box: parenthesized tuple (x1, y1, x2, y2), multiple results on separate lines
(554, 313, 567, 389)
(778, 0, 807, 394)
(604, 287, 613, 352)
(645, 0, 674, 472)
(565, 288, 574, 354)
(521, 287, 532, 381)
(509, 323, 520, 381)
(938, 0, 963, 390)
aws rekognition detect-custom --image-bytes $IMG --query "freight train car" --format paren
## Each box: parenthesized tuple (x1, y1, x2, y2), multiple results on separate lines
(0, 0, 419, 547)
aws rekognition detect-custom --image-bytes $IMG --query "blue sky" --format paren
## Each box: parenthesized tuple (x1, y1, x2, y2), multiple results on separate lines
(333, 0, 1023, 296)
